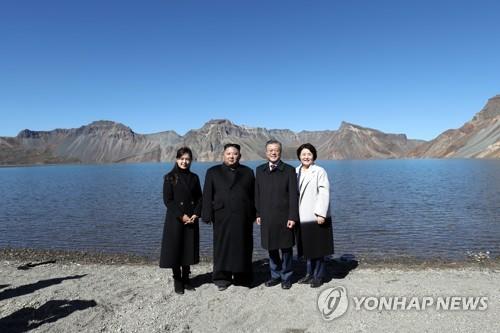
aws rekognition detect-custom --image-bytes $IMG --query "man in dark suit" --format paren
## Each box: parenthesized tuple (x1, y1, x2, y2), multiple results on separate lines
(255, 139, 299, 289)
(202, 143, 256, 290)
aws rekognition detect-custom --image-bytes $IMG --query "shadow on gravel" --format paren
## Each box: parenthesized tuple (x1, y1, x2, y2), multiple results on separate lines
(189, 259, 274, 289)
(17, 260, 57, 270)
(325, 255, 359, 281)
(189, 255, 358, 289)
(0, 275, 87, 301)
(0, 285, 10, 290)
(0, 299, 97, 333)
(190, 271, 212, 288)
(251, 258, 273, 287)
(253, 254, 359, 287)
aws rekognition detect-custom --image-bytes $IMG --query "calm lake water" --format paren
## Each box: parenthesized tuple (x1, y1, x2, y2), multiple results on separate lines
(0, 160, 499, 262)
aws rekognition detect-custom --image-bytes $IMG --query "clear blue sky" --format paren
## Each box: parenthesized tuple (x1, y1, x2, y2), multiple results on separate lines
(1, 0, 499, 140)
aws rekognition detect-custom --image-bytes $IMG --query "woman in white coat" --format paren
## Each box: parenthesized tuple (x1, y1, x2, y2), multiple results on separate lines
(295, 143, 334, 288)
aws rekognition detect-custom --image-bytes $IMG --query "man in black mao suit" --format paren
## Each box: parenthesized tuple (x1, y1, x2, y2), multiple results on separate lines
(202, 143, 256, 290)
(255, 139, 299, 289)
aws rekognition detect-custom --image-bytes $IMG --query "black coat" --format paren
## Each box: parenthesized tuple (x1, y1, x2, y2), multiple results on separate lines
(255, 161, 299, 250)
(159, 167, 202, 268)
(201, 164, 255, 273)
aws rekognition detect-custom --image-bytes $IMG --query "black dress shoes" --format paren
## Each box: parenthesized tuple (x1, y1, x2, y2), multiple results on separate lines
(265, 278, 281, 287)
(310, 278, 323, 288)
(281, 281, 292, 289)
(174, 279, 184, 294)
(215, 279, 231, 291)
(298, 275, 313, 284)
(217, 284, 229, 291)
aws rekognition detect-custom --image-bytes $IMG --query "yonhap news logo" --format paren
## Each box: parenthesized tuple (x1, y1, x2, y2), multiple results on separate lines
(317, 286, 488, 321)
(317, 286, 349, 321)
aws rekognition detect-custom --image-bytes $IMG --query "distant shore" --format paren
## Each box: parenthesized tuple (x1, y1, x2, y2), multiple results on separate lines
(2, 157, 500, 169)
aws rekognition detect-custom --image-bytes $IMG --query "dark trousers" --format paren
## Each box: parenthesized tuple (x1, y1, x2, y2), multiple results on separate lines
(306, 257, 326, 280)
(213, 270, 252, 287)
(172, 265, 190, 281)
(268, 247, 293, 283)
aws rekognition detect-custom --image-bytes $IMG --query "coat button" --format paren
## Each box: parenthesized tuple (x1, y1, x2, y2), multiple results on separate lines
(180, 202, 184, 206)
(191, 201, 194, 205)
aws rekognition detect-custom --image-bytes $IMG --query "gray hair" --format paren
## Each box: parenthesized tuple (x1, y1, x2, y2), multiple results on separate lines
(265, 139, 282, 151)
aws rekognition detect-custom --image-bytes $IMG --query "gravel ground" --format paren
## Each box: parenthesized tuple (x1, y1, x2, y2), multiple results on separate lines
(0, 249, 499, 332)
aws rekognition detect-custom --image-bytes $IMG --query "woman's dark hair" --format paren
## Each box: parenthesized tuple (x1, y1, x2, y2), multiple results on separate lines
(176, 146, 193, 160)
(296, 143, 317, 161)
(166, 146, 193, 184)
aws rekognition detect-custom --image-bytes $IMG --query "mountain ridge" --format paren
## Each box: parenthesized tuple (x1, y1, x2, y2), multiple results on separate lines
(408, 95, 500, 158)
(1, 96, 499, 164)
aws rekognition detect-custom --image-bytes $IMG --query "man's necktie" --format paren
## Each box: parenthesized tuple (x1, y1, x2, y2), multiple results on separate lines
(270, 164, 277, 171)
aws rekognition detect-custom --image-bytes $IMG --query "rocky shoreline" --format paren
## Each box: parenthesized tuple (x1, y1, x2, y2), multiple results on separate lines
(1, 247, 498, 270)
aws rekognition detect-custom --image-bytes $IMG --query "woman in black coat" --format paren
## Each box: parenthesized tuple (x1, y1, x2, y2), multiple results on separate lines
(159, 147, 202, 294)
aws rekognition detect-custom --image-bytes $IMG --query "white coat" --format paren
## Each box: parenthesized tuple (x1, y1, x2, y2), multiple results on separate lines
(296, 164, 331, 223)
(295, 163, 334, 258)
